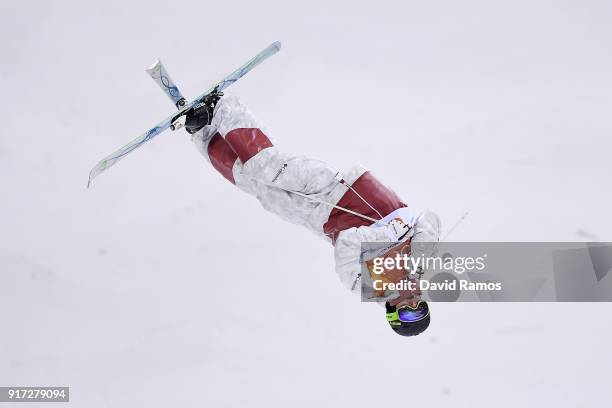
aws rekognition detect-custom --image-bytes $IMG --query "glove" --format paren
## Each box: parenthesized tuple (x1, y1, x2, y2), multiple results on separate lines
(365, 240, 422, 301)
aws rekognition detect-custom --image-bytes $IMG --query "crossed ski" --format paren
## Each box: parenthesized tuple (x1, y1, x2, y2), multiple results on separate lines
(87, 41, 281, 187)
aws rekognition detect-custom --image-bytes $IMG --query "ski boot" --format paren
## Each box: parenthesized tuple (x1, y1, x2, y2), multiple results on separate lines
(184, 89, 224, 134)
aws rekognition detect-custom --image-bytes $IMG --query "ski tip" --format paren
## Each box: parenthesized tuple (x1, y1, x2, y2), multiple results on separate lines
(87, 164, 102, 188)
(271, 41, 282, 52)
(86, 171, 94, 188)
(146, 59, 162, 73)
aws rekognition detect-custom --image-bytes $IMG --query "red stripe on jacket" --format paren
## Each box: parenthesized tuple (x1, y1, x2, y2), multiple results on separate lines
(324, 171, 407, 245)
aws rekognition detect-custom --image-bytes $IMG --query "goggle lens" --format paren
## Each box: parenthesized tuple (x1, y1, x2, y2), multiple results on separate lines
(397, 302, 429, 322)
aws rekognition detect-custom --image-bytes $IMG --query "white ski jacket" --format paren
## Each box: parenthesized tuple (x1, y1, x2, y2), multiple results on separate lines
(191, 96, 440, 298)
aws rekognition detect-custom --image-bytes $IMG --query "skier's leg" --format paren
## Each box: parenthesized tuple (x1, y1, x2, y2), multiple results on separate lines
(210, 95, 274, 168)
(213, 97, 341, 192)
(189, 95, 275, 185)
(190, 95, 285, 184)
(190, 125, 240, 184)
(191, 96, 341, 233)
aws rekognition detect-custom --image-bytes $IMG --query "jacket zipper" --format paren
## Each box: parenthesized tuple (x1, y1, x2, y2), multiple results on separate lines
(271, 163, 287, 183)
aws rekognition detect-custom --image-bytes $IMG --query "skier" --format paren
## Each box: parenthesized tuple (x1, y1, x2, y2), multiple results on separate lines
(185, 91, 441, 337)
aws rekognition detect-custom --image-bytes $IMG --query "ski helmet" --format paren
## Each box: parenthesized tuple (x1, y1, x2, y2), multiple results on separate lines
(385, 301, 431, 337)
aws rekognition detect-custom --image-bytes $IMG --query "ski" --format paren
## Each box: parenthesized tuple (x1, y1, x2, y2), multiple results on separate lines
(146, 59, 187, 109)
(87, 41, 281, 187)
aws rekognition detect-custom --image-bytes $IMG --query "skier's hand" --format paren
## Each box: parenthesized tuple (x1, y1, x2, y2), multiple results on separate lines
(389, 276, 422, 307)
(378, 240, 413, 281)
(365, 240, 422, 300)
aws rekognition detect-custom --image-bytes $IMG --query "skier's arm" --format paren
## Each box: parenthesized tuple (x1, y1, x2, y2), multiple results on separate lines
(334, 225, 390, 295)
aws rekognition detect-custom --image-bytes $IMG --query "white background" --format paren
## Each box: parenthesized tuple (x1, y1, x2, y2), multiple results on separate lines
(1, 0, 611, 406)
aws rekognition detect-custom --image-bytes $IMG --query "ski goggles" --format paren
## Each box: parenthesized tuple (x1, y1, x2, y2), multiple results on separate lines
(386, 301, 430, 323)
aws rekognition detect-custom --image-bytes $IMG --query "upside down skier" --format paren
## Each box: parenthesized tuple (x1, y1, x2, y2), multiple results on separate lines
(185, 91, 441, 337)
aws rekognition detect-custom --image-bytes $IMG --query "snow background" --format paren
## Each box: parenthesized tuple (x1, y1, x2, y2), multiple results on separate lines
(1, 0, 611, 406)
